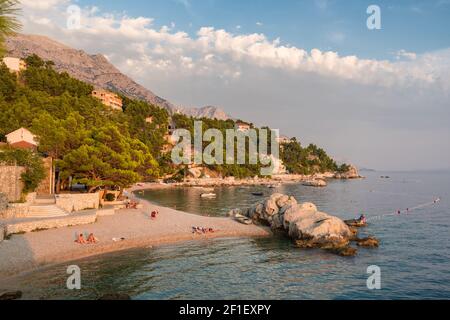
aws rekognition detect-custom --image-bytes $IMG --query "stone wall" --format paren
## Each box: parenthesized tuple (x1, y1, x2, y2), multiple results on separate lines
(0, 193, 8, 212)
(0, 165, 25, 202)
(0, 224, 5, 242)
(36, 157, 54, 195)
(5, 211, 97, 236)
(0, 203, 30, 219)
(55, 193, 100, 213)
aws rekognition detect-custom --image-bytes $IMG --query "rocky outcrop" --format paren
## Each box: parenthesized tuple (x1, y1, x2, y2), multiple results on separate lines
(355, 236, 379, 248)
(98, 293, 131, 300)
(229, 194, 378, 256)
(302, 179, 327, 187)
(0, 291, 22, 300)
(334, 165, 362, 179)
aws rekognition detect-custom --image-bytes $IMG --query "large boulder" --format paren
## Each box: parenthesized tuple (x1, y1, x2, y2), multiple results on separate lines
(230, 193, 375, 256)
(283, 202, 317, 229)
(288, 210, 353, 246)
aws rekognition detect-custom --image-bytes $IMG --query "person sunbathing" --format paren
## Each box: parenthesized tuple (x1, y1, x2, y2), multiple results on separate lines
(75, 233, 86, 244)
(151, 210, 159, 219)
(87, 233, 98, 244)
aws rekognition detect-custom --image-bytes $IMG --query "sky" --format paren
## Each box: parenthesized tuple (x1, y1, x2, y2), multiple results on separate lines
(18, 0, 450, 170)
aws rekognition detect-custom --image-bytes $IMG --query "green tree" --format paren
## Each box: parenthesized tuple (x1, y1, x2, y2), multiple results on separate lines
(59, 124, 159, 191)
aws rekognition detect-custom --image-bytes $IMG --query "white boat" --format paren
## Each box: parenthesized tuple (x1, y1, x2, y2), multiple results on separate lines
(200, 193, 217, 198)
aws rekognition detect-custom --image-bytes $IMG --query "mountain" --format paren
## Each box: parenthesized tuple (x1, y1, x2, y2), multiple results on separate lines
(5, 34, 229, 120)
(178, 105, 230, 120)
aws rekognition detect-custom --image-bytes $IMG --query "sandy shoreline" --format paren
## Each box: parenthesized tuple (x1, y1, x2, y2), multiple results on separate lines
(0, 197, 271, 285)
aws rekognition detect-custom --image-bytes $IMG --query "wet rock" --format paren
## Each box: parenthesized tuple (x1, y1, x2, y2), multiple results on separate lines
(345, 219, 367, 228)
(98, 293, 131, 300)
(331, 246, 358, 257)
(0, 291, 22, 300)
(302, 179, 327, 187)
(355, 236, 380, 248)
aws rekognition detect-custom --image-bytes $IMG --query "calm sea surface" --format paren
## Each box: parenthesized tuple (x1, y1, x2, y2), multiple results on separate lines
(7, 171, 450, 300)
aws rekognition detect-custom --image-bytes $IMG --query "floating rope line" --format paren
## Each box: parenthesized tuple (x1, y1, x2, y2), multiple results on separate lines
(367, 197, 441, 222)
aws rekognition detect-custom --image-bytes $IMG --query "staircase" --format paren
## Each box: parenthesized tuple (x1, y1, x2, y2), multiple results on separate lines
(27, 195, 69, 219)
(27, 205, 69, 219)
(34, 195, 56, 205)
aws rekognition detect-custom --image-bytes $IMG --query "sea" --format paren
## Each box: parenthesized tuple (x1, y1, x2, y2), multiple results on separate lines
(7, 171, 450, 300)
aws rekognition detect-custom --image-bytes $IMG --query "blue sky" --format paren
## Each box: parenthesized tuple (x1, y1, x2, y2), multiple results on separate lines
(74, 0, 450, 60)
(20, 0, 450, 170)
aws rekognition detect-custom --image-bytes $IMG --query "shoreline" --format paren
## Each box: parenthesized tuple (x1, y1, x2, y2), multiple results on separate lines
(0, 198, 271, 285)
(128, 172, 355, 192)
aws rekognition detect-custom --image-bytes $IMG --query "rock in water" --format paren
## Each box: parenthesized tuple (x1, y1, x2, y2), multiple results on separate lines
(334, 165, 362, 179)
(237, 193, 370, 256)
(0, 291, 22, 300)
(302, 179, 327, 187)
(332, 246, 358, 257)
(355, 236, 380, 248)
(98, 293, 131, 300)
(345, 219, 367, 228)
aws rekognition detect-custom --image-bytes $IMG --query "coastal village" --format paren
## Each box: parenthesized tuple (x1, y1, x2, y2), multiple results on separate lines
(0, 54, 366, 293)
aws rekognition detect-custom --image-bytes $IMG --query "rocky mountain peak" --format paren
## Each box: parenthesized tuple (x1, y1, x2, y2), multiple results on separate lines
(5, 33, 229, 120)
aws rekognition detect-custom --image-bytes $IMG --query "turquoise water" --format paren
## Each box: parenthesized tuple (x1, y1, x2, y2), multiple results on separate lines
(6, 171, 450, 299)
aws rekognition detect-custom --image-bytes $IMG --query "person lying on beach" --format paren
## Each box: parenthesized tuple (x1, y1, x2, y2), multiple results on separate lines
(150, 210, 159, 219)
(75, 233, 86, 244)
(192, 227, 216, 234)
(125, 199, 140, 209)
(87, 233, 99, 244)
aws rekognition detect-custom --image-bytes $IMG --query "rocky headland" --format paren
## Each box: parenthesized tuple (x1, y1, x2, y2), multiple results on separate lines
(228, 193, 378, 256)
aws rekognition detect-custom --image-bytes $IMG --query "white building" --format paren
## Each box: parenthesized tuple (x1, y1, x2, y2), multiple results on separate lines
(6, 128, 38, 150)
(2, 57, 27, 73)
(235, 121, 251, 132)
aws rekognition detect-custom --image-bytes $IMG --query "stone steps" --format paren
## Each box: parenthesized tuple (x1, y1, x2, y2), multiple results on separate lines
(34, 196, 56, 205)
(27, 205, 68, 218)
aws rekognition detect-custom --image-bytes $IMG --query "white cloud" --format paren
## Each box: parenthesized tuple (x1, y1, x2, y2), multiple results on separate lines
(19, 0, 450, 90)
(395, 49, 417, 60)
(17, 0, 450, 170)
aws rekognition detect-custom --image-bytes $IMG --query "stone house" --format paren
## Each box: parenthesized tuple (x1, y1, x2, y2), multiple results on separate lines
(2, 57, 27, 73)
(6, 128, 38, 150)
(91, 89, 123, 111)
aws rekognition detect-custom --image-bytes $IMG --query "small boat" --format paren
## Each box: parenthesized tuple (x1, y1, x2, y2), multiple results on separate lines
(234, 214, 253, 225)
(201, 193, 217, 198)
(251, 192, 264, 196)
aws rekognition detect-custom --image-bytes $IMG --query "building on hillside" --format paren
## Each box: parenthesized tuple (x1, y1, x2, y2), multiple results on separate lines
(91, 89, 123, 111)
(2, 129, 56, 199)
(2, 57, 27, 73)
(235, 121, 251, 132)
(6, 128, 38, 150)
(277, 135, 291, 145)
